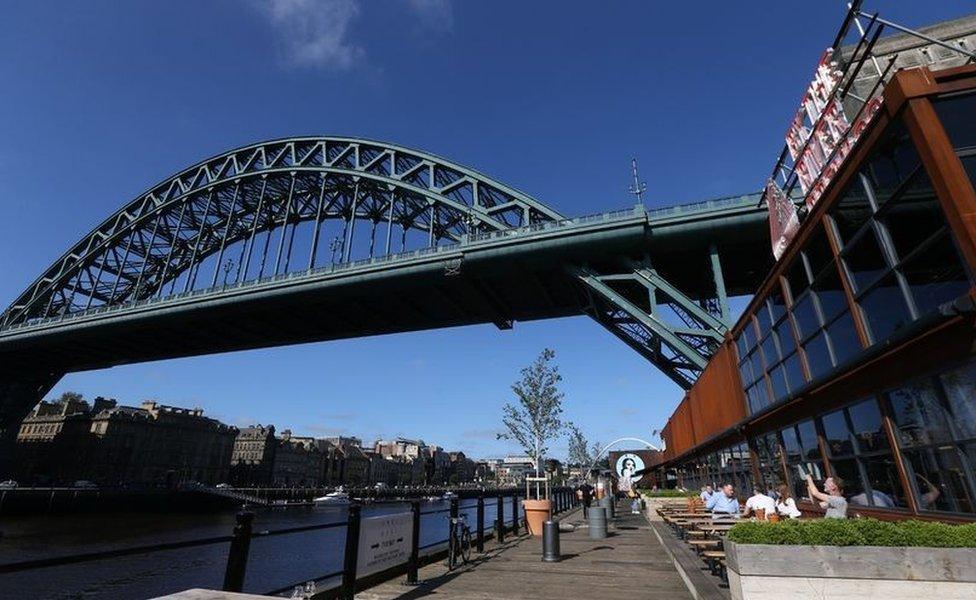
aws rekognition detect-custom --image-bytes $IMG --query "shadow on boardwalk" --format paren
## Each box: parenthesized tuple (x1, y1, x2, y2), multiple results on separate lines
(358, 503, 692, 600)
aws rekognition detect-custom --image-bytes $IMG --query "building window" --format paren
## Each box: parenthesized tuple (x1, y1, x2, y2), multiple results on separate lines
(829, 118, 970, 347)
(779, 419, 826, 501)
(821, 398, 906, 509)
(887, 360, 976, 514)
(751, 432, 783, 492)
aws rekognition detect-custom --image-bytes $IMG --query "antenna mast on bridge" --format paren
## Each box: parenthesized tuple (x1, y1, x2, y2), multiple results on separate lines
(628, 158, 647, 204)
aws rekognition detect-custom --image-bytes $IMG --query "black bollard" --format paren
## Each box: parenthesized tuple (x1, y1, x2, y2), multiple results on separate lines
(542, 520, 561, 562)
(476, 495, 485, 553)
(222, 511, 254, 592)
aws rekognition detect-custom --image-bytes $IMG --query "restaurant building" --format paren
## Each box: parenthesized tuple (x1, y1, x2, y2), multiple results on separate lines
(653, 20, 976, 522)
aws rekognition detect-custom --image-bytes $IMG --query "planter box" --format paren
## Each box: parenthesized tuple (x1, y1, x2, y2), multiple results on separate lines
(726, 541, 976, 599)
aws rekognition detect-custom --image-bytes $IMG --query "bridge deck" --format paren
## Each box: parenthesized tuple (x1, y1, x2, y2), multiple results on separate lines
(358, 503, 691, 600)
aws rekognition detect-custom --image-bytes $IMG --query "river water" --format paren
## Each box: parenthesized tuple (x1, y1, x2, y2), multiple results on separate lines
(0, 497, 517, 599)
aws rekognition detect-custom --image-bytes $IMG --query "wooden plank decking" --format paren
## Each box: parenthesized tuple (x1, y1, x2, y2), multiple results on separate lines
(358, 502, 692, 600)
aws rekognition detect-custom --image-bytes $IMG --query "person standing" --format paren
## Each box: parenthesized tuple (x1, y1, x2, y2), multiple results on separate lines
(806, 474, 847, 518)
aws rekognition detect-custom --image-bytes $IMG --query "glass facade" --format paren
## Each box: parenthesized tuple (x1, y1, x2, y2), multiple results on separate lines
(733, 113, 972, 416)
(663, 80, 976, 522)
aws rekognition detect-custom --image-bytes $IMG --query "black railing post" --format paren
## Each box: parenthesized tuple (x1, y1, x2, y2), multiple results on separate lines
(450, 496, 459, 520)
(340, 503, 362, 600)
(476, 495, 485, 553)
(407, 500, 420, 584)
(511, 491, 518, 535)
(222, 510, 254, 593)
(495, 494, 504, 543)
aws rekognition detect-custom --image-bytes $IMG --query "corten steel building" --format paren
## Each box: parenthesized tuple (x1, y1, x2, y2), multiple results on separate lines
(653, 62, 976, 521)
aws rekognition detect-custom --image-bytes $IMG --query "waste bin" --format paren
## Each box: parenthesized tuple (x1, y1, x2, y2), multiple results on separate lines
(588, 506, 607, 539)
(542, 520, 560, 562)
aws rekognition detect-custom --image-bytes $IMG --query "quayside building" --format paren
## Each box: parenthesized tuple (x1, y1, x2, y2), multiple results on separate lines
(652, 17, 976, 522)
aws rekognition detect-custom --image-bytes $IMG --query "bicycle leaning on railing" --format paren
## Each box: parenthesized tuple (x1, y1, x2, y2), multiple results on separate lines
(445, 514, 472, 570)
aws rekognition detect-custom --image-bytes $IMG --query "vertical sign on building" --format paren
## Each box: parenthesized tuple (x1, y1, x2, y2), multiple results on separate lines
(766, 179, 800, 261)
(766, 47, 883, 257)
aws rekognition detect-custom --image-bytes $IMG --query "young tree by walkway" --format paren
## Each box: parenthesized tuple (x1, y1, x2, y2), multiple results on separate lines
(567, 423, 593, 467)
(499, 348, 565, 477)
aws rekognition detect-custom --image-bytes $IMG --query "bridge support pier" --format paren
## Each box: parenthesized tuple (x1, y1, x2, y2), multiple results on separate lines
(0, 373, 62, 478)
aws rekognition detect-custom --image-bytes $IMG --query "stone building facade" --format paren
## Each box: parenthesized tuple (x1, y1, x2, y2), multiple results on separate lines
(230, 424, 277, 486)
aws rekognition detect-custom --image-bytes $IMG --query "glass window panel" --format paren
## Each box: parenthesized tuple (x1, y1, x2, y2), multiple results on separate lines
(774, 319, 796, 358)
(785, 260, 809, 301)
(805, 226, 835, 279)
(822, 409, 853, 457)
(738, 360, 755, 390)
(783, 352, 805, 390)
(880, 170, 943, 260)
(859, 455, 906, 509)
(803, 332, 833, 380)
(781, 427, 801, 458)
(934, 92, 976, 151)
(830, 182, 873, 247)
(903, 446, 976, 514)
(940, 363, 976, 440)
(847, 398, 888, 452)
(760, 333, 780, 367)
(862, 122, 921, 204)
(735, 332, 749, 359)
(797, 420, 821, 461)
(901, 231, 970, 316)
(963, 155, 976, 190)
(812, 265, 848, 321)
(792, 294, 821, 340)
(843, 227, 889, 292)
(826, 312, 862, 366)
(889, 378, 953, 446)
(859, 274, 914, 343)
(770, 365, 788, 403)
(769, 284, 788, 322)
(749, 351, 764, 382)
(828, 457, 865, 503)
(756, 302, 773, 336)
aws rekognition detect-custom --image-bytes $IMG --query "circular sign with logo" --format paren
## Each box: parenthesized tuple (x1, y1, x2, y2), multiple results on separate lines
(615, 453, 644, 483)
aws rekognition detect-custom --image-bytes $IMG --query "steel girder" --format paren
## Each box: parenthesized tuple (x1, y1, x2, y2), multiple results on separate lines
(568, 258, 729, 389)
(1, 138, 565, 328)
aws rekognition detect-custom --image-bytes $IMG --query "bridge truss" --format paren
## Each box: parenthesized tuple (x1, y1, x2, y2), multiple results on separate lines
(0, 137, 737, 390)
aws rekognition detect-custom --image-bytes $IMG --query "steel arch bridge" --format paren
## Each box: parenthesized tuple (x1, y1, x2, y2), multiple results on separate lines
(0, 136, 771, 442)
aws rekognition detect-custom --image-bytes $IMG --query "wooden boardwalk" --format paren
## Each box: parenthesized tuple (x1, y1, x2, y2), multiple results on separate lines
(358, 501, 692, 600)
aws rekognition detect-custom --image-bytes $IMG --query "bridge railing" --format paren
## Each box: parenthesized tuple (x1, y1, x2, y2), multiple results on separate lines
(2, 196, 759, 334)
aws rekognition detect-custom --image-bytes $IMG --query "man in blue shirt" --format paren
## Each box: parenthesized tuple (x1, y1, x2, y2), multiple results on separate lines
(706, 483, 740, 518)
(699, 484, 714, 504)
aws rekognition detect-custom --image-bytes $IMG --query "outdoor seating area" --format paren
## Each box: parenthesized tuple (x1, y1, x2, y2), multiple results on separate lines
(656, 498, 739, 583)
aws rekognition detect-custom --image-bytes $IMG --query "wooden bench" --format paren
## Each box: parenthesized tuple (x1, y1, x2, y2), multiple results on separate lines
(687, 539, 720, 555)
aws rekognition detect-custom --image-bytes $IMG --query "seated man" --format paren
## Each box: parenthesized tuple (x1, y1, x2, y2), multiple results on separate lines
(705, 483, 740, 518)
(742, 485, 777, 519)
(699, 484, 714, 504)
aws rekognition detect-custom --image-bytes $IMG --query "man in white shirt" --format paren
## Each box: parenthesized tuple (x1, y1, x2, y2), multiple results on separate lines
(742, 486, 777, 519)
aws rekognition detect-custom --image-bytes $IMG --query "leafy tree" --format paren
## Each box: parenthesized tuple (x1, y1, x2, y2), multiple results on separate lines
(498, 348, 565, 476)
(567, 423, 593, 466)
(59, 391, 83, 403)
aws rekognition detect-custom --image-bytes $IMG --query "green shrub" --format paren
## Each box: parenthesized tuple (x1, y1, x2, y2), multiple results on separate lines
(641, 490, 698, 498)
(726, 518, 976, 548)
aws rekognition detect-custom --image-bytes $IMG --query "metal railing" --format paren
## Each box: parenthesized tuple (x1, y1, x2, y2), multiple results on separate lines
(0, 488, 579, 599)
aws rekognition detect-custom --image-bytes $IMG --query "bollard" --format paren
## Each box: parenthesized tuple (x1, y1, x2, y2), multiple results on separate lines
(542, 520, 561, 562)
(588, 506, 607, 539)
(406, 500, 420, 585)
(600, 495, 615, 520)
(476, 495, 485, 553)
(340, 504, 362, 600)
(495, 495, 504, 543)
(511, 493, 519, 535)
(222, 511, 254, 592)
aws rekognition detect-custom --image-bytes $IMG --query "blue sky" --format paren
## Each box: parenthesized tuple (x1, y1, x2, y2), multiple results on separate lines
(1, 1, 971, 460)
